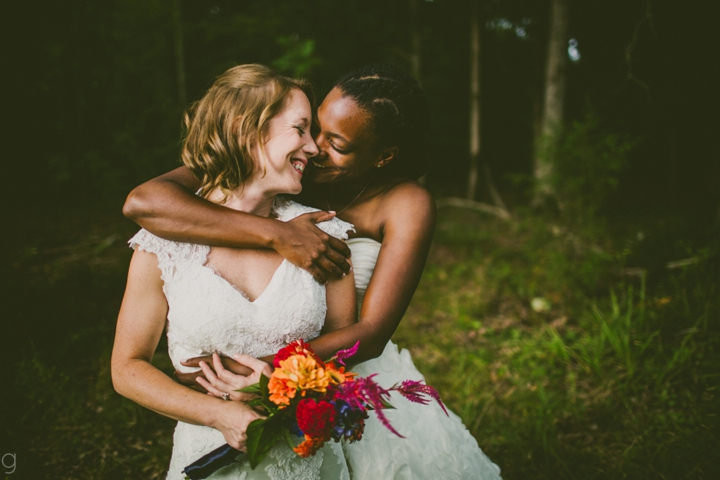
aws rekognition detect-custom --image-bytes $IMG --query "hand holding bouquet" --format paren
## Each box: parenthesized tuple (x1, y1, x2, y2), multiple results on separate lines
(183, 340, 447, 479)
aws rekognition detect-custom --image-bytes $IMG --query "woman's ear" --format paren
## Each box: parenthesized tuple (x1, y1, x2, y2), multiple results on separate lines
(375, 146, 400, 169)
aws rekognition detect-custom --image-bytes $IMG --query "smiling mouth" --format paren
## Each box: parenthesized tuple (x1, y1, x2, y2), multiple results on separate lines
(291, 159, 306, 174)
(311, 160, 334, 170)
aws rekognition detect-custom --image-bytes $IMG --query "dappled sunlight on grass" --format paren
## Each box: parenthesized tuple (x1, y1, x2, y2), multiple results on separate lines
(395, 210, 719, 479)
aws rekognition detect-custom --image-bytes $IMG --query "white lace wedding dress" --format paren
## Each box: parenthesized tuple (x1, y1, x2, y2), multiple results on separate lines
(342, 238, 502, 480)
(129, 198, 353, 480)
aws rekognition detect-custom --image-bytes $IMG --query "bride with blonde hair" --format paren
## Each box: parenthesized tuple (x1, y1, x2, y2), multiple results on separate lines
(111, 64, 356, 479)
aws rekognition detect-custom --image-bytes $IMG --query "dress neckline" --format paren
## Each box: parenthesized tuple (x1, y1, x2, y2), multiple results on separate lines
(199, 258, 288, 304)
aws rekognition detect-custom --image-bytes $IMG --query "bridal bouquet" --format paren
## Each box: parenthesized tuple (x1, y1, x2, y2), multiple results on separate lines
(183, 340, 447, 479)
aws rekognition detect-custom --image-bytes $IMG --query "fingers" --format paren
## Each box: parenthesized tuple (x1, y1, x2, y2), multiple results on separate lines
(229, 439, 246, 452)
(327, 236, 352, 259)
(233, 353, 273, 378)
(325, 248, 352, 275)
(181, 355, 213, 368)
(307, 265, 328, 285)
(225, 403, 267, 451)
(196, 374, 227, 399)
(201, 355, 261, 401)
(212, 353, 233, 381)
(212, 354, 250, 388)
(199, 361, 234, 394)
(184, 353, 252, 375)
(197, 372, 255, 402)
(309, 252, 348, 282)
(221, 356, 254, 376)
(175, 370, 208, 392)
(218, 356, 242, 372)
(317, 256, 345, 279)
(305, 210, 336, 223)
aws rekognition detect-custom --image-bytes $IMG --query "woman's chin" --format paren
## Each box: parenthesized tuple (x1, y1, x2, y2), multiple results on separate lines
(284, 181, 303, 195)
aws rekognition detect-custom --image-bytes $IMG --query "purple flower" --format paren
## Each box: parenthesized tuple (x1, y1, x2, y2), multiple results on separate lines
(331, 400, 368, 442)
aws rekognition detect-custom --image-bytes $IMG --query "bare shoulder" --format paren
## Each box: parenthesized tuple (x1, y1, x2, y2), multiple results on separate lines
(378, 180, 436, 235)
(381, 180, 436, 219)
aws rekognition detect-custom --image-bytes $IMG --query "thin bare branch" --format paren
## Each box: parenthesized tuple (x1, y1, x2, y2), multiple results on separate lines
(625, 1, 653, 100)
(436, 197, 512, 220)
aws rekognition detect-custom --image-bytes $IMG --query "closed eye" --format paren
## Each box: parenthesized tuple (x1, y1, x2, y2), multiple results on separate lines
(295, 126, 306, 135)
(329, 141, 347, 154)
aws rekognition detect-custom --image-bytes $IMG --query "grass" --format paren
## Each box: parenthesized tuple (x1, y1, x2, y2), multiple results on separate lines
(2, 202, 718, 478)
(394, 208, 720, 479)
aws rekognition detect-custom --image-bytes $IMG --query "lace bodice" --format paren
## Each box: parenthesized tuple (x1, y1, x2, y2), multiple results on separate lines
(129, 197, 354, 375)
(129, 197, 354, 480)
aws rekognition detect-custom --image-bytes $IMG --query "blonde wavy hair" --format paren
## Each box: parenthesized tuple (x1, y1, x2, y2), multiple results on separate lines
(181, 64, 314, 199)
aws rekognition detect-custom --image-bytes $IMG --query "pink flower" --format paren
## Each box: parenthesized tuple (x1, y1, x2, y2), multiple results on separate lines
(394, 380, 448, 415)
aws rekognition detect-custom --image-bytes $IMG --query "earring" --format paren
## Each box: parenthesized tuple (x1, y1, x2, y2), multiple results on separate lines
(376, 164, 382, 168)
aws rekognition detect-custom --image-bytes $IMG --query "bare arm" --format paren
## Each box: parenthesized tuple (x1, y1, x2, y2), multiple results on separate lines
(123, 167, 351, 283)
(181, 184, 434, 372)
(305, 184, 436, 363)
(111, 249, 262, 450)
(179, 184, 433, 380)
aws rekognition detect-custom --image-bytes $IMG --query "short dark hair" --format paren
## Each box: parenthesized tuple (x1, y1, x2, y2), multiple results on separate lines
(334, 63, 430, 180)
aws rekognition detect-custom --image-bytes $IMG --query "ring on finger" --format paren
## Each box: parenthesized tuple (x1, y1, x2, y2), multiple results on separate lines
(221, 392, 230, 401)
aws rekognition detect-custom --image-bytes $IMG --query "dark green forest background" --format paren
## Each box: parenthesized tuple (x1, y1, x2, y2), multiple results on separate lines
(2, 0, 718, 210)
(1, 0, 718, 478)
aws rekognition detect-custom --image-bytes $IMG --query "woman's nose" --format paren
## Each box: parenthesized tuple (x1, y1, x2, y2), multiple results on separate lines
(303, 134, 319, 157)
(314, 132, 328, 154)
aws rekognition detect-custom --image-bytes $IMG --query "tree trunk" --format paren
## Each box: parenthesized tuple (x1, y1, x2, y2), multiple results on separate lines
(172, 0, 186, 108)
(533, 0, 567, 204)
(409, 0, 427, 185)
(466, 0, 481, 200)
(408, 0, 422, 83)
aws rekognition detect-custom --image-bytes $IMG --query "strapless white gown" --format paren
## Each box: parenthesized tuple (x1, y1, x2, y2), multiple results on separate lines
(129, 198, 353, 480)
(343, 238, 502, 480)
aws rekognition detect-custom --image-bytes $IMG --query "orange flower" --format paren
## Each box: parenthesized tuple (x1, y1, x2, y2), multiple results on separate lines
(324, 361, 355, 385)
(273, 339, 322, 368)
(293, 434, 327, 458)
(268, 354, 330, 406)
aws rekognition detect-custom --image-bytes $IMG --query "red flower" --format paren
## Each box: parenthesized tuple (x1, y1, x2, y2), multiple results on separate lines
(273, 339, 322, 368)
(296, 398, 336, 438)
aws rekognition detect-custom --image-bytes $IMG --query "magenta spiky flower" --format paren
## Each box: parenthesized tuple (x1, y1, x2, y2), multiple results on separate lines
(358, 376, 404, 438)
(334, 375, 406, 438)
(393, 380, 448, 416)
(334, 341, 360, 366)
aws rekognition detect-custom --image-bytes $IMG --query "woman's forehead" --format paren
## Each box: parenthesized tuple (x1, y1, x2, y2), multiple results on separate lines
(276, 89, 312, 122)
(318, 88, 372, 137)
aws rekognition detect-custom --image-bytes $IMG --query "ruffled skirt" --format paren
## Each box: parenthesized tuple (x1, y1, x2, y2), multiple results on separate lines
(343, 342, 502, 480)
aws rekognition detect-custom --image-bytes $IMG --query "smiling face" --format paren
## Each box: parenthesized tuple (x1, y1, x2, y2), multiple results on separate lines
(253, 88, 318, 195)
(307, 87, 391, 184)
